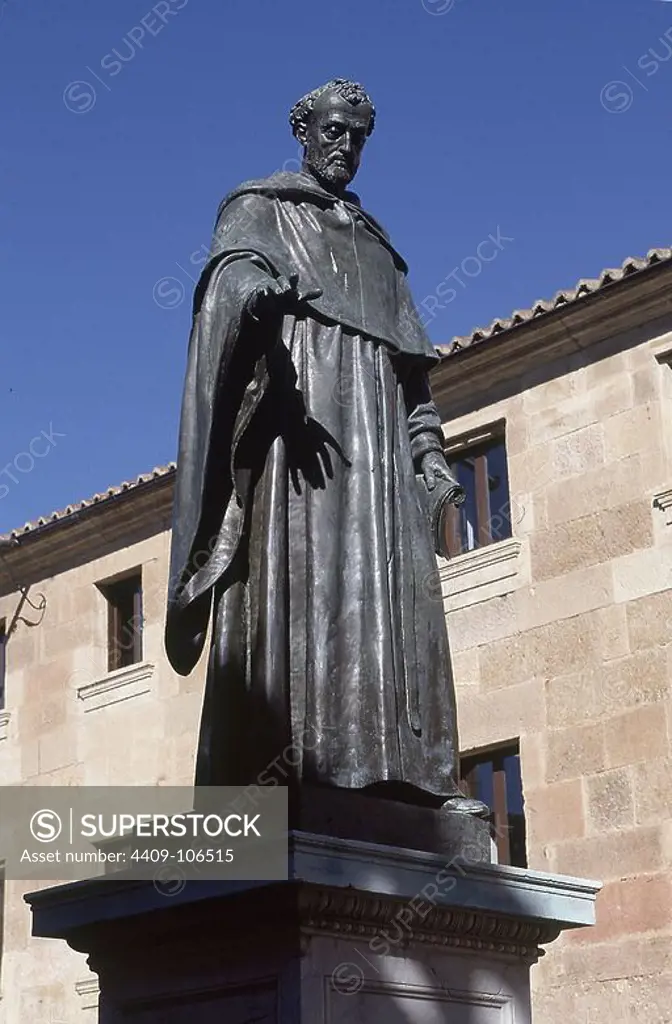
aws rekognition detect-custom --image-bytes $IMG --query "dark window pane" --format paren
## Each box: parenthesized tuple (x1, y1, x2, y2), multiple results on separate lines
(446, 435, 512, 555)
(492, 766, 511, 864)
(473, 760, 494, 808)
(456, 459, 478, 552)
(486, 442, 512, 543)
(460, 743, 527, 868)
(100, 573, 143, 672)
(475, 453, 492, 546)
(132, 585, 143, 664)
(504, 754, 524, 814)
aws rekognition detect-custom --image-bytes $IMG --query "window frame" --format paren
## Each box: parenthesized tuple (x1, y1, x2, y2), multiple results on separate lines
(460, 742, 527, 868)
(97, 570, 143, 674)
(443, 425, 511, 559)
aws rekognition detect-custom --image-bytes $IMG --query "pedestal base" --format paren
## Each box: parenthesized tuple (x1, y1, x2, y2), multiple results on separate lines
(26, 832, 600, 1023)
(294, 784, 492, 859)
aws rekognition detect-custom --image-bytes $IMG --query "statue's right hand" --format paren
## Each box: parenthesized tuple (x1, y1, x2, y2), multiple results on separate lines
(246, 274, 322, 322)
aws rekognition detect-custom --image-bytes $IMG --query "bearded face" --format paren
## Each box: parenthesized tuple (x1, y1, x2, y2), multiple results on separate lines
(300, 90, 373, 194)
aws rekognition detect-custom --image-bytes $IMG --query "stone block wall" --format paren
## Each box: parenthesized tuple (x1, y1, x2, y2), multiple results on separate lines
(0, 527, 207, 1023)
(1, 319, 671, 1022)
(442, 329, 672, 1022)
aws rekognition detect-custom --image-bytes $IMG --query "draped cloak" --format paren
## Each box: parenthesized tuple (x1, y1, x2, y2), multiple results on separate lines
(165, 171, 462, 797)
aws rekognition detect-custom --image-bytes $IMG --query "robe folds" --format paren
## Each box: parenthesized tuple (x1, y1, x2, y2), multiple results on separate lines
(165, 171, 462, 797)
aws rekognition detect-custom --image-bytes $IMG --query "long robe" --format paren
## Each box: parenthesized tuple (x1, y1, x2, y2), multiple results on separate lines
(165, 172, 461, 798)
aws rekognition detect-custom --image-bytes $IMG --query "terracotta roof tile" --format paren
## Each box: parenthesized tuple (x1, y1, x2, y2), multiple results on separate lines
(0, 463, 176, 544)
(435, 246, 672, 358)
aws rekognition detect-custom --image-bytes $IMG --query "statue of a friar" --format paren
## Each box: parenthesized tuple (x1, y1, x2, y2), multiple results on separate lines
(165, 79, 483, 817)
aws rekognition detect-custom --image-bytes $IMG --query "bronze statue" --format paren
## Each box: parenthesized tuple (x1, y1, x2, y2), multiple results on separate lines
(165, 79, 483, 816)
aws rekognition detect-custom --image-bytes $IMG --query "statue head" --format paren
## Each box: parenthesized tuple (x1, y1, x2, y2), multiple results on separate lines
(289, 79, 375, 195)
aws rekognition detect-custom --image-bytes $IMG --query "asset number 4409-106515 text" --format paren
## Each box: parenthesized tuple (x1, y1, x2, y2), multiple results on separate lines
(130, 849, 234, 863)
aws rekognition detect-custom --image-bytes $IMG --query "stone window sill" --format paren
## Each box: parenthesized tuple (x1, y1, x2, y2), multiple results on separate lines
(0, 710, 10, 741)
(438, 537, 523, 611)
(75, 978, 100, 1011)
(653, 487, 672, 525)
(77, 662, 154, 713)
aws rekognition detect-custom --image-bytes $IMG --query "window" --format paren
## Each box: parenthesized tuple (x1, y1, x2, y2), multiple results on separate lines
(460, 743, 527, 868)
(98, 571, 143, 673)
(444, 431, 512, 558)
(0, 621, 6, 711)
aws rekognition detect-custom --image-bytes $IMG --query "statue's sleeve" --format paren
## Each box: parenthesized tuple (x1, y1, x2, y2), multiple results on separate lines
(209, 254, 274, 319)
(187, 190, 301, 326)
(404, 364, 463, 558)
(403, 364, 448, 467)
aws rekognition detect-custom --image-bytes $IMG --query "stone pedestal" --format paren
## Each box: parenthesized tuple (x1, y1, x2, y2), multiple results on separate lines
(26, 832, 600, 1023)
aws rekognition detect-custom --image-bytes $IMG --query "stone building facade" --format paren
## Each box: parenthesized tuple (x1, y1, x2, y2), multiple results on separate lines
(1, 247, 671, 1022)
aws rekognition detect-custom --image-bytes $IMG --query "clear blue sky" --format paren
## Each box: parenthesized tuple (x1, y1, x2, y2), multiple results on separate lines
(2, 0, 671, 532)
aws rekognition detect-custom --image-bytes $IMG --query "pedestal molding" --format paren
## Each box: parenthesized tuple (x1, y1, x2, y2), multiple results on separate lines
(298, 885, 560, 963)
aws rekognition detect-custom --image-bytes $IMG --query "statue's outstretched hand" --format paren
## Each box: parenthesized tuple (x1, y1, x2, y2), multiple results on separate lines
(420, 451, 466, 506)
(247, 273, 322, 322)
